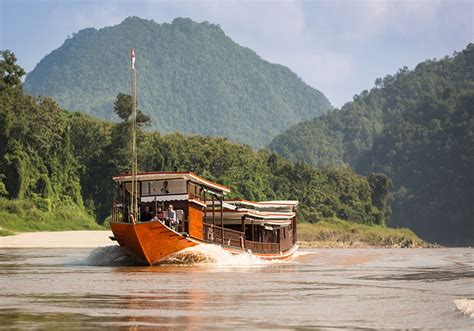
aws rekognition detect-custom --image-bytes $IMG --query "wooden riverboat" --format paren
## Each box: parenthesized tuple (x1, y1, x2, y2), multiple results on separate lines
(109, 49, 298, 264)
(109, 171, 299, 264)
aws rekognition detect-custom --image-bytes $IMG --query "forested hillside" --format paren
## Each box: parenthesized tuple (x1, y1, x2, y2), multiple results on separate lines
(269, 44, 474, 245)
(1, 51, 389, 234)
(23, 17, 331, 148)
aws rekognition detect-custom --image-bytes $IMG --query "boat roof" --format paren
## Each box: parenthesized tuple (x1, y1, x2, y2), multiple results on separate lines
(222, 210, 296, 221)
(112, 171, 231, 193)
(258, 200, 299, 207)
(205, 211, 294, 226)
(207, 199, 298, 223)
(217, 199, 299, 211)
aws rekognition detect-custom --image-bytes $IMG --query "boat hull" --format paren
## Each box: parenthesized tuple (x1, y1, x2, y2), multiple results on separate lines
(110, 220, 197, 264)
(110, 220, 297, 264)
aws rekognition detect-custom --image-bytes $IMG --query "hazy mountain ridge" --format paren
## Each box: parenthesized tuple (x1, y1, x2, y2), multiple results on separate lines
(269, 44, 474, 245)
(24, 16, 331, 147)
(270, 45, 473, 166)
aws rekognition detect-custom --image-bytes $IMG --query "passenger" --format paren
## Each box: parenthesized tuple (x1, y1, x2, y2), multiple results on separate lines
(140, 205, 154, 222)
(160, 207, 167, 221)
(155, 206, 163, 221)
(166, 204, 177, 229)
(154, 206, 167, 223)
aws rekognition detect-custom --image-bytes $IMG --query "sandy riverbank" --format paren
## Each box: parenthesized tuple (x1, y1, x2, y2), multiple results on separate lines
(0, 231, 114, 248)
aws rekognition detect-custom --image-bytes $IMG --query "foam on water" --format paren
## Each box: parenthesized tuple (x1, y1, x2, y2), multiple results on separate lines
(165, 244, 286, 266)
(455, 299, 474, 318)
(81, 244, 290, 266)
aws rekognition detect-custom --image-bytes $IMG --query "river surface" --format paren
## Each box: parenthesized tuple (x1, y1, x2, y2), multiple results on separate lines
(0, 246, 472, 330)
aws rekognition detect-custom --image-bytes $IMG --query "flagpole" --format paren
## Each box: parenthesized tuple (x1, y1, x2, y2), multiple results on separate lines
(130, 48, 138, 223)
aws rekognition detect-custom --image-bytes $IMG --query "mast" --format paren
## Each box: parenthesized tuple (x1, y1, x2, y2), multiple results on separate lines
(130, 48, 138, 223)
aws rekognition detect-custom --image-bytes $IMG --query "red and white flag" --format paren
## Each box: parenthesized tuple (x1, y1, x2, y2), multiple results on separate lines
(130, 48, 135, 69)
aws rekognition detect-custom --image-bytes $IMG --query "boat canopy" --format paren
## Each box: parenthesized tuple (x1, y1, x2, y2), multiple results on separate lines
(205, 198, 297, 227)
(209, 199, 299, 212)
(112, 171, 231, 194)
(258, 200, 299, 210)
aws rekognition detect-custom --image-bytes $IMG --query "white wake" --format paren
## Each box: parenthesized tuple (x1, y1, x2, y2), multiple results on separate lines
(165, 244, 286, 266)
(81, 244, 293, 266)
(455, 299, 474, 318)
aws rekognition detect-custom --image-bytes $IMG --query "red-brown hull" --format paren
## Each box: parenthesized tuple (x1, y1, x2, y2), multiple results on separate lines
(110, 221, 196, 264)
(110, 220, 297, 265)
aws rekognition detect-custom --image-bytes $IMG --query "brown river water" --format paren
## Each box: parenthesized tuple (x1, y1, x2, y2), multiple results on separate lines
(0, 246, 473, 330)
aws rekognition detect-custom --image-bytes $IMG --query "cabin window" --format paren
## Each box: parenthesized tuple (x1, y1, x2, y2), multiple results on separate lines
(187, 182, 194, 197)
(141, 181, 151, 196)
(187, 182, 203, 200)
(141, 179, 187, 196)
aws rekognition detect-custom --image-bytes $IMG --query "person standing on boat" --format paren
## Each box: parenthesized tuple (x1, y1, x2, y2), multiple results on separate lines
(167, 204, 177, 229)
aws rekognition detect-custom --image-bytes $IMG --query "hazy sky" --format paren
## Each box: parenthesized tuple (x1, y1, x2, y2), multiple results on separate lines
(1, 0, 473, 107)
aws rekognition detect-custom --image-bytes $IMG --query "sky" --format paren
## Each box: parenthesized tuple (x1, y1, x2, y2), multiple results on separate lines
(1, 0, 473, 107)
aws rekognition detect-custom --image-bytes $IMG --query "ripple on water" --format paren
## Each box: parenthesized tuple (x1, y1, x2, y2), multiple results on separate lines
(1, 248, 473, 330)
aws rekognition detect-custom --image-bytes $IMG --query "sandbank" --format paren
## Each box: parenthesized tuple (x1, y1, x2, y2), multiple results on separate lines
(0, 230, 115, 248)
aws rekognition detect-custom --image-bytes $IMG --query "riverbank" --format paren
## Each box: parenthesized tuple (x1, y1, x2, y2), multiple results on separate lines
(0, 199, 104, 236)
(297, 218, 431, 248)
(0, 230, 113, 248)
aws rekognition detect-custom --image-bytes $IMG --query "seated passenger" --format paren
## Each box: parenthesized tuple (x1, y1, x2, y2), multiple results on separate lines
(155, 206, 164, 221)
(160, 207, 167, 221)
(140, 206, 154, 222)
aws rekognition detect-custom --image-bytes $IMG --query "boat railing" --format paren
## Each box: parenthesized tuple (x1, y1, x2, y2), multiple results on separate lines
(245, 240, 280, 253)
(203, 223, 244, 248)
(202, 223, 281, 253)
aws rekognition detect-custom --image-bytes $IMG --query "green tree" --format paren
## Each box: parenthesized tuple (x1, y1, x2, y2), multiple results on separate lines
(0, 50, 25, 91)
(114, 93, 150, 125)
(367, 173, 393, 223)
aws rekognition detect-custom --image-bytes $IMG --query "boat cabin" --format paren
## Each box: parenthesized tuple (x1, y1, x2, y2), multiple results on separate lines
(111, 171, 298, 254)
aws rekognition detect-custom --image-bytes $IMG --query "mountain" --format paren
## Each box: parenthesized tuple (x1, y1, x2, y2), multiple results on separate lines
(23, 17, 331, 148)
(269, 44, 474, 245)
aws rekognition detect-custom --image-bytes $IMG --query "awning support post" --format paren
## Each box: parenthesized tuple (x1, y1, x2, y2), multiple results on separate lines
(221, 196, 224, 244)
(212, 194, 215, 224)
